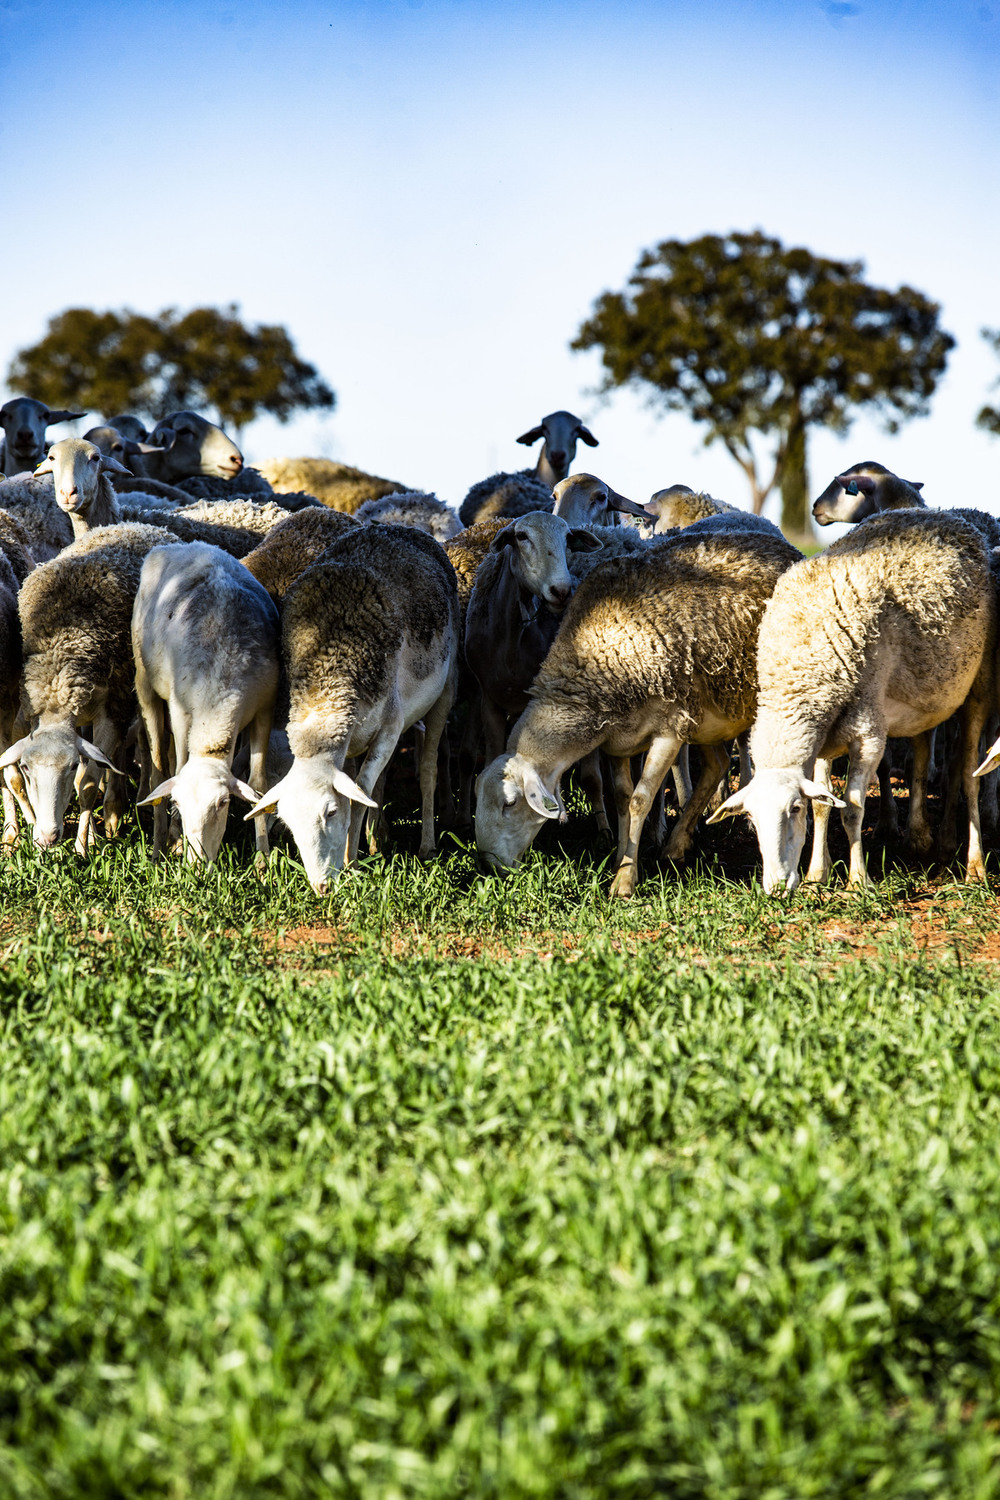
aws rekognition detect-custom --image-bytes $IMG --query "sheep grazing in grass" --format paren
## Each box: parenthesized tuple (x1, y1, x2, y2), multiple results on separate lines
(355, 490, 463, 543)
(3, 523, 183, 854)
(458, 410, 599, 528)
(709, 511, 996, 891)
(0, 397, 86, 478)
(133, 542, 280, 864)
(241, 506, 361, 602)
(476, 528, 800, 896)
(246, 525, 459, 894)
(256, 457, 409, 514)
(0, 547, 23, 845)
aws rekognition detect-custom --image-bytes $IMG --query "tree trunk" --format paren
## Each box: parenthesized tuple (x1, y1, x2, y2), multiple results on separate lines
(780, 416, 810, 543)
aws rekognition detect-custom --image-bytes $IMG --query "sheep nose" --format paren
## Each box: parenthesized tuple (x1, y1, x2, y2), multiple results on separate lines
(311, 879, 329, 896)
(548, 584, 571, 608)
(33, 827, 59, 848)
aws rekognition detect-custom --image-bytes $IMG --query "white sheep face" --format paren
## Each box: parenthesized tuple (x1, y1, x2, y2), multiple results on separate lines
(246, 755, 375, 894)
(475, 753, 562, 871)
(0, 727, 110, 848)
(708, 769, 843, 895)
(142, 757, 259, 864)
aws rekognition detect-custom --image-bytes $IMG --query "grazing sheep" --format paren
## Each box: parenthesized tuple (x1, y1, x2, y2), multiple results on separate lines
(133, 542, 280, 863)
(256, 457, 409, 513)
(2, 523, 183, 853)
(0, 472, 74, 559)
(475, 528, 801, 895)
(0, 397, 85, 478)
(643, 486, 736, 533)
(355, 490, 463, 543)
(245, 525, 459, 893)
(241, 507, 361, 601)
(552, 473, 652, 529)
(138, 411, 244, 485)
(708, 511, 995, 891)
(0, 547, 24, 844)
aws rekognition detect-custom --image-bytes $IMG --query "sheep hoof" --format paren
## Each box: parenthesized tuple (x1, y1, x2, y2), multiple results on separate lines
(905, 826, 934, 856)
(802, 863, 832, 886)
(965, 859, 988, 886)
(609, 865, 637, 899)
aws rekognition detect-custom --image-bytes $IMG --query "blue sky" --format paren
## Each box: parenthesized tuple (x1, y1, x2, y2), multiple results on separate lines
(1, 0, 998, 518)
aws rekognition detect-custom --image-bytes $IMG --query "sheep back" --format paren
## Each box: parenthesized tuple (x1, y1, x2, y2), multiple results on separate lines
(459, 471, 553, 528)
(242, 507, 360, 600)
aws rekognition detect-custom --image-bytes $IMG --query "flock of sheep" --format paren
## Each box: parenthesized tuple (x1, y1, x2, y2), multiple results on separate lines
(0, 394, 998, 898)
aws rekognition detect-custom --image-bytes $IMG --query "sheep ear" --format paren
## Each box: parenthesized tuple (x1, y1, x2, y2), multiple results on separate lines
(33, 457, 54, 476)
(100, 455, 132, 475)
(78, 737, 116, 772)
(907, 480, 924, 492)
(516, 425, 544, 446)
(519, 765, 561, 820)
(332, 767, 378, 809)
(852, 474, 877, 496)
(706, 787, 750, 824)
(44, 409, 86, 424)
(567, 528, 603, 553)
(137, 441, 166, 454)
(228, 776, 261, 803)
(0, 736, 30, 769)
(138, 777, 176, 807)
(975, 736, 1000, 778)
(576, 425, 599, 447)
(490, 525, 518, 551)
(244, 772, 291, 821)
(608, 488, 650, 518)
(800, 778, 845, 809)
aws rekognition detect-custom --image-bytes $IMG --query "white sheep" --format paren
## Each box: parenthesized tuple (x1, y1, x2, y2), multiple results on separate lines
(475, 527, 801, 896)
(133, 542, 280, 863)
(245, 525, 459, 893)
(551, 473, 652, 529)
(708, 511, 995, 891)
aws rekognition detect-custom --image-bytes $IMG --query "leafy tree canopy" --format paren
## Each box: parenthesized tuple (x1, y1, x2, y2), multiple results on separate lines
(572, 230, 953, 531)
(7, 305, 335, 434)
(976, 328, 1000, 437)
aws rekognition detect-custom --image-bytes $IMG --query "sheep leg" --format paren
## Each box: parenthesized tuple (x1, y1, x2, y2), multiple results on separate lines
(671, 745, 692, 808)
(457, 693, 482, 831)
(875, 752, 899, 839)
(247, 704, 273, 863)
(737, 730, 752, 790)
(960, 685, 990, 884)
(665, 741, 729, 862)
(610, 733, 682, 899)
(366, 768, 389, 855)
(142, 692, 172, 861)
(607, 756, 634, 865)
(578, 749, 611, 838)
(904, 732, 933, 856)
(841, 737, 883, 889)
(706, 741, 732, 813)
(168, 713, 190, 855)
(417, 688, 454, 859)
(75, 715, 119, 858)
(4, 765, 33, 829)
(348, 719, 404, 865)
(481, 695, 508, 766)
(804, 759, 834, 885)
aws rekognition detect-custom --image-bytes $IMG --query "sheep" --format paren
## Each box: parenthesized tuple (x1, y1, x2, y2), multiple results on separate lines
(133, 542, 280, 863)
(255, 456, 409, 513)
(241, 506, 361, 601)
(0, 472, 74, 559)
(475, 527, 801, 896)
(33, 438, 131, 540)
(244, 525, 459, 893)
(811, 459, 1000, 547)
(515, 410, 599, 488)
(135, 411, 244, 486)
(2, 523, 183, 853)
(708, 511, 995, 891)
(172, 468, 275, 501)
(174, 497, 292, 537)
(0, 397, 86, 478)
(355, 490, 463, 543)
(465, 512, 602, 763)
(551, 473, 653, 529)
(0, 547, 24, 845)
(443, 518, 511, 623)
(458, 470, 554, 528)
(106, 414, 150, 443)
(643, 485, 737, 533)
(115, 501, 268, 558)
(0, 509, 38, 586)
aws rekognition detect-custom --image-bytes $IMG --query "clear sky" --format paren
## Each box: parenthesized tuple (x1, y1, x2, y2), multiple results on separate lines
(1, 0, 998, 521)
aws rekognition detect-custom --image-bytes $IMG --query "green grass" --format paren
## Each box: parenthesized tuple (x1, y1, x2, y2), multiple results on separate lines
(3, 823, 1000, 1497)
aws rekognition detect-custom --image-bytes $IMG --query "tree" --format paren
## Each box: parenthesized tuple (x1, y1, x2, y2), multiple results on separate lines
(572, 231, 954, 537)
(976, 328, 1000, 437)
(7, 305, 335, 435)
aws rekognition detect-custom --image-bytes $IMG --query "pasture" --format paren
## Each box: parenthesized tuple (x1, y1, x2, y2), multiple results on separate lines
(3, 799, 1000, 1499)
